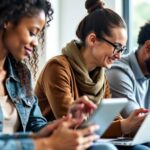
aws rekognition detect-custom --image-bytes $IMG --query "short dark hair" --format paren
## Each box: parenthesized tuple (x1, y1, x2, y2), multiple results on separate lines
(137, 21, 150, 45)
(76, 0, 126, 45)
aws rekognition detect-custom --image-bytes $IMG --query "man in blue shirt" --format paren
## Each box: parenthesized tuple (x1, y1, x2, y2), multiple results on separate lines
(106, 21, 150, 118)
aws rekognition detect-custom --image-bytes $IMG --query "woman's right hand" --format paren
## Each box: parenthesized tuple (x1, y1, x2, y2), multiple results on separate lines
(68, 96, 97, 123)
(121, 108, 149, 135)
(34, 118, 99, 150)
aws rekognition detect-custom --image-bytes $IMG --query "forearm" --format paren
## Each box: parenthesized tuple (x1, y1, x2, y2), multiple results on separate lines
(0, 139, 34, 150)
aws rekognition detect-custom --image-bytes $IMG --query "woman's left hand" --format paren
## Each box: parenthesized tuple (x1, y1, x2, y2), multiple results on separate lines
(121, 108, 149, 135)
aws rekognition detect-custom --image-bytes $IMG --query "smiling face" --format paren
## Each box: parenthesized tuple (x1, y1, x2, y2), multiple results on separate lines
(87, 27, 127, 69)
(2, 10, 46, 61)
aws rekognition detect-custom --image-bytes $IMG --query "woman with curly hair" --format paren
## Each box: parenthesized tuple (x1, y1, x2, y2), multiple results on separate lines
(0, 0, 114, 150)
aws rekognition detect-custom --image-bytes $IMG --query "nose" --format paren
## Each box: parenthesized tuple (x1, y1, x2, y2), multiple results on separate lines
(114, 52, 122, 60)
(31, 36, 38, 47)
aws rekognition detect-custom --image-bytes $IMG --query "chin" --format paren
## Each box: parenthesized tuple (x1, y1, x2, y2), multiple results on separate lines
(105, 64, 112, 69)
(16, 55, 28, 61)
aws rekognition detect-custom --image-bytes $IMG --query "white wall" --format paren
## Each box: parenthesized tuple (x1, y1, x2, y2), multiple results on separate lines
(45, 0, 59, 60)
(44, 0, 123, 62)
(59, 0, 86, 50)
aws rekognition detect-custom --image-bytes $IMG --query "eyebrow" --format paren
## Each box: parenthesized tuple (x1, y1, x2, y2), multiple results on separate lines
(114, 42, 124, 47)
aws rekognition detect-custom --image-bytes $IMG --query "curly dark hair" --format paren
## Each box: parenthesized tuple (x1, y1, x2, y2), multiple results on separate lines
(137, 21, 150, 45)
(0, 0, 53, 96)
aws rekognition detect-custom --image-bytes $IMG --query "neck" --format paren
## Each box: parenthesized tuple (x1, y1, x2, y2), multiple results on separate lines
(81, 47, 97, 72)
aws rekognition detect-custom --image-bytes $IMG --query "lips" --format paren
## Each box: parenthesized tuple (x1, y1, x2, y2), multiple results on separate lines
(24, 47, 33, 56)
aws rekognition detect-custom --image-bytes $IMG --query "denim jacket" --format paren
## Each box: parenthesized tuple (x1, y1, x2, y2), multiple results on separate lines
(0, 56, 48, 150)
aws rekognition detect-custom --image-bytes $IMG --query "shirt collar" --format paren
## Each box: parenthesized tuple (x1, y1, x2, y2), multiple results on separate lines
(5, 56, 20, 82)
(128, 52, 149, 81)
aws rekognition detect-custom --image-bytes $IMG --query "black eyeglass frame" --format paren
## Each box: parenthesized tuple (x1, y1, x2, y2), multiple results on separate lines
(101, 37, 127, 54)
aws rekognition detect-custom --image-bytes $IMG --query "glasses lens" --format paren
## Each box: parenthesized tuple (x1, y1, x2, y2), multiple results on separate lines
(101, 37, 127, 54)
(114, 45, 127, 54)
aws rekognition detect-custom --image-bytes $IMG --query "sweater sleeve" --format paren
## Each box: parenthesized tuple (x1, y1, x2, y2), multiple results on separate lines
(104, 78, 112, 98)
(102, 118, 123, 138)
(35, 57, 75, 119)
(0, 138, 34, 150)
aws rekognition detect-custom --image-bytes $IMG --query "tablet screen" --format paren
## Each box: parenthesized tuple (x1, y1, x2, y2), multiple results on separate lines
(79, 98, 128, 137)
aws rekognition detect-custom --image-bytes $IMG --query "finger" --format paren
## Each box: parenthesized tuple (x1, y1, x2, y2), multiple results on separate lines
(69, 104, 85, 112)
(79, 124, 100, 136)
(133, 108, 149, 116)
(45, 118, 65, 130)
(77, 96, 97, 109)
(63, 114, 72, 120)
(136, 114, 147, 123)
(37, 118, 65, 137)
(61, 119, 81, 128)
(79, 135, 99, 150)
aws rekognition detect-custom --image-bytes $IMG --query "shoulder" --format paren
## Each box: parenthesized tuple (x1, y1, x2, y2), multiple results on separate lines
(106, 54, 136, 86)
(109, 55, 134, 77)
(45, 55, 71, 70)
(39, 55, 72, 82)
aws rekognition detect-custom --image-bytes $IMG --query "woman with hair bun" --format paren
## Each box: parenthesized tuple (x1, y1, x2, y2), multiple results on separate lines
(35, 0, 150, 149)
(0, 0, 109, 149)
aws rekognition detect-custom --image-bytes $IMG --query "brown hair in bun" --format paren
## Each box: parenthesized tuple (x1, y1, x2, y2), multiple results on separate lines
(76, 0, 126, 45)
(85, 0, 105, 14)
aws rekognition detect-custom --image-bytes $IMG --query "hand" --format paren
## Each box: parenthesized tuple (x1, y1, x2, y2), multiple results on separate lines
(121, 108, 149, 135)
(68, 96, 97, 123)
(34, 118, 99, 150)
(35, 117, 68, 138)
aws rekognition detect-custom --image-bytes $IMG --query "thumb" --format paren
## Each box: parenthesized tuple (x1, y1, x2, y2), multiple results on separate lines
(134, 108, 149, 116)
(38, 118, 65, 137)
(61, 119, 81, 129)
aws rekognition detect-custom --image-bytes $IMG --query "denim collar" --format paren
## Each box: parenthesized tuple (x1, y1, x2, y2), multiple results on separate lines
(5, 56, 20, 82)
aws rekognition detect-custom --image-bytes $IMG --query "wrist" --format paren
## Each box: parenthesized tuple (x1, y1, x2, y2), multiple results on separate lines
(120, 119, 130, 135)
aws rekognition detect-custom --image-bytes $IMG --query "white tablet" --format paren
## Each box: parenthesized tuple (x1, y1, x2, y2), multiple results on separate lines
(79, 98, 128, 137)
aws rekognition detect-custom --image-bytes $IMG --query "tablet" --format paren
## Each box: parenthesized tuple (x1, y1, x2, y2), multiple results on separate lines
(79, 98, 128, 137)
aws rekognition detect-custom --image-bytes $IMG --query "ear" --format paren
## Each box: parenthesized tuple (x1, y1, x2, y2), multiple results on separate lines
(86, 33, 97, 47)
(3, 21, 12, 29)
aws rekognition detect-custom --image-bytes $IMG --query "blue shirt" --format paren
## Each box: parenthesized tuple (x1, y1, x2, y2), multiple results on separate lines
(106, 52, 150, 118)
(0, 56, 48, 150)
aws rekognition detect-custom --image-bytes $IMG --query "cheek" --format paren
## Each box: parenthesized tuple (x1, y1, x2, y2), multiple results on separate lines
(92, 48, 104, 66)
(4, 34, 30, 58)
(9, 28, 30, 44)
(93, 49, 111, 61)
(15, 30, 30, 44)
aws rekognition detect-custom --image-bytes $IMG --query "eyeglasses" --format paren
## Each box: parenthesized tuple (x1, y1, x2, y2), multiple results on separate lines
(101, 37, 127, 54)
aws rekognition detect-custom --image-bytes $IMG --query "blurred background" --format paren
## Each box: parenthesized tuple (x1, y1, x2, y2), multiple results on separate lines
(38, 0, 150, 75)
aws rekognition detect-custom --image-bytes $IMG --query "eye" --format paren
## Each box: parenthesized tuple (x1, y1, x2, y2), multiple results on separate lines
(29, 31, 36, 36)
(113, 44, 121, 49)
